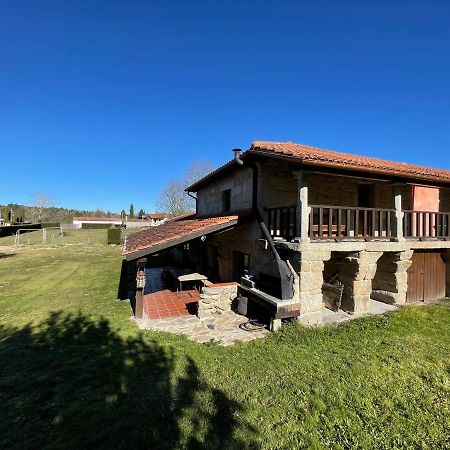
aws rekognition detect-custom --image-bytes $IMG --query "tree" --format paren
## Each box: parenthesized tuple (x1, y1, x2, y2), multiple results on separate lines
(129, 204, 135, 219)
(157, 160, 214, 217)
(30, 193, 52, 223)
(157, 180, 191, 217)
(120, 209, 126, 219)
(138, 209, 145, 219)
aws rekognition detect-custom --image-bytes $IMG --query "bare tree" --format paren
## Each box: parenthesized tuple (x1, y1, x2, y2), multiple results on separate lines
(157, 160, 214, 217)
(184, 160, 215, 189)
(157, 180, 191, 217)
(30, 193, 52, 223)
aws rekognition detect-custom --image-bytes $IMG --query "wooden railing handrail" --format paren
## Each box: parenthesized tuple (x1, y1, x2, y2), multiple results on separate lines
(309, 204, 396, 212)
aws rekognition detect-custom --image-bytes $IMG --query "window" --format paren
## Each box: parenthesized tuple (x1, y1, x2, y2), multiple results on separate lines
(222, 189, 231, 212)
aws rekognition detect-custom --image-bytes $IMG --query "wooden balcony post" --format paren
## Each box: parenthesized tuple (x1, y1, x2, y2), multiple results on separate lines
(394, 185, 405, 241)
(295, 171, 310, 242)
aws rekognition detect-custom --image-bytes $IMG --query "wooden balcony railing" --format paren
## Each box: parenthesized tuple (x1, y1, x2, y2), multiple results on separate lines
(266, 204, 450, 242)
(309, 205, 395, 240)
(266, 206, 297, 241)
(403, 210, 450, 239)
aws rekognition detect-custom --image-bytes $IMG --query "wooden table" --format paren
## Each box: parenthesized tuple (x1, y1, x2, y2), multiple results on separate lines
(166, 268, 208, 291)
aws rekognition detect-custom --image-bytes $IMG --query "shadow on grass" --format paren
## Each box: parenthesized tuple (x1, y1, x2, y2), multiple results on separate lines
(0, 312, 257, 450)
(0, 253, 15, 259)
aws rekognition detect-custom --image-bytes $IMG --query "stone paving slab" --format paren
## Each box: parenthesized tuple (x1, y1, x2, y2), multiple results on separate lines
(135, 310, 269, 345)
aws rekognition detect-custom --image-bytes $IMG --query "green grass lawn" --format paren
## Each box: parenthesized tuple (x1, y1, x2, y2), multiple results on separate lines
(0, 229, 449, 449)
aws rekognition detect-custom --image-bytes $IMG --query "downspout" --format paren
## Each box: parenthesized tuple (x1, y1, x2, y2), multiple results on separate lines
(187, 191, 198, 214)
(233, 149, 295, 300)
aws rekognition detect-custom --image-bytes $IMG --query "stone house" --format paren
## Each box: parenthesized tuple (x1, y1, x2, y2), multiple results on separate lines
(124, 141, 450, 329)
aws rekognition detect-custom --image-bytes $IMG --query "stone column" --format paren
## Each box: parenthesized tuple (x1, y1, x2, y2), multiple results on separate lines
(297, 250, 331, 325)
(295, 171, 310, 243)
(371, 250, 413, 304)
(394, 185, 405, 241)
(340, 251, 382, 313)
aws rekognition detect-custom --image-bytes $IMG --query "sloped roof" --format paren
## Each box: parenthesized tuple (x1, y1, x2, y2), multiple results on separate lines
(187, 140, 450, 191)
(147, 213, 166, 220)
(124, 213, 245, 260)
(251, 141, 450, 184)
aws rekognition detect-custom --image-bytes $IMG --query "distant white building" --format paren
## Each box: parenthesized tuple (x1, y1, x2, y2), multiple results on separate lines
(72, 213, 167, 229)
(72, 216, 124, 228)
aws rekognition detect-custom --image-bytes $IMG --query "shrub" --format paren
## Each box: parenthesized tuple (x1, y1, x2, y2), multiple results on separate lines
(0, 224, 41, 238)
(81, 223, 111, 229)
(107, 227, 122, 245)
(41, 222, 60, 228)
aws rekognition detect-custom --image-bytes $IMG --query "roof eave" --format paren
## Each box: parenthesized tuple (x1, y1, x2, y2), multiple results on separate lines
(124, 218, 240, 261)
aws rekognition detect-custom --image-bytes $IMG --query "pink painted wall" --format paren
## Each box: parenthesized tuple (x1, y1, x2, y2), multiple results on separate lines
(412, 186, 440, 211)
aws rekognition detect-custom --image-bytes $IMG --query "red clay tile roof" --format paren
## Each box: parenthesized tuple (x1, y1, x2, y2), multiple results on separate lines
(147, 213, 166, 220)
(251, 141, 450, 184)
(124, 213, 242, 259)
(187, 140, 450, 190)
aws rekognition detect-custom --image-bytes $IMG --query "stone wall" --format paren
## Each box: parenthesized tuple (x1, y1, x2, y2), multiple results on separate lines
(371, 251, 413, 304)
(257, 160, 297, 209)
(257, 160, 399, 211)
(297, 250, 330, 325)
(197, 283, 238, 319)
(206, 221, 280, 282)
(196, 167, 253, 215)
(339, 251, 382, 313)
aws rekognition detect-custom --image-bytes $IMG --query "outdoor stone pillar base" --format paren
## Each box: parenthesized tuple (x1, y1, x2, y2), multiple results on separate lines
(297, 250, 331, 326)
(371, 251, 413, 305)
(340, 251, 383, 314)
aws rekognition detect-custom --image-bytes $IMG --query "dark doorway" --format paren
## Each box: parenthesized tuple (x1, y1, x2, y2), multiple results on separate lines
(233, 251, 250, 282)
(357, 184, 373, 208)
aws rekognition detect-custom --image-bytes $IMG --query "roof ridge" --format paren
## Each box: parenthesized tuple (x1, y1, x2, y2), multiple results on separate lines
(250, 140, 450, 182)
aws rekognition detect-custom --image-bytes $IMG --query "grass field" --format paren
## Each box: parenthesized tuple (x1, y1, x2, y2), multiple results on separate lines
(0, 229, 449, 449)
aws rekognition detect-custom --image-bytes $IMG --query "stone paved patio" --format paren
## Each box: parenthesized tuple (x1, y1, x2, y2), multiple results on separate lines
(135, 310, 269, 346)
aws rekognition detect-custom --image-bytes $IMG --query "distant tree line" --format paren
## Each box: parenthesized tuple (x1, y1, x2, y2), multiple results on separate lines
(0, 202, 118, 224)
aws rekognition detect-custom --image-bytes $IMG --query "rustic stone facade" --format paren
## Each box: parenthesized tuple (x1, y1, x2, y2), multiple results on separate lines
(371, 250, 413, 304)
(339, 251, 383, 313)
(196, 166, 253, 215)
(297, 250, 331, 325)
(197, 284, 239, 319)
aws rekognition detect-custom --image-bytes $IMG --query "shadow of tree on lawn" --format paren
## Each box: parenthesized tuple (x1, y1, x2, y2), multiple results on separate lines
(0, 252, 15, 259)
(0, 312, 257, 450)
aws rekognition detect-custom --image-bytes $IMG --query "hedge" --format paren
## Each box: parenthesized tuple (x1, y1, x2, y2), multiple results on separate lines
(81, 223, 112, 229)
(41, 222, 60, 228)
(107, 227, 122, 245)
(0, 223, 41, 238)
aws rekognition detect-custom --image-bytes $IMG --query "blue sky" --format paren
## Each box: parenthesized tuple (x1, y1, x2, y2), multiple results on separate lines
(1, 1, 449, 212)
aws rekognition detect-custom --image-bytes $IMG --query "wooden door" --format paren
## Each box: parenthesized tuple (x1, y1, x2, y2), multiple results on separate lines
(407, 252, 446, 302)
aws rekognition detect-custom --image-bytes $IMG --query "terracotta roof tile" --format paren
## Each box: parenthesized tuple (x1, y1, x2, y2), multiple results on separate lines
(251, 141, 450, 184)
(147, 213, 166, 220)
(124, 213, 243, 258)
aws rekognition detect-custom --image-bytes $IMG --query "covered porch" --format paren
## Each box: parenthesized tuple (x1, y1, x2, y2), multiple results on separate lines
(265, 170, 450, 243)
